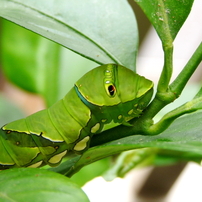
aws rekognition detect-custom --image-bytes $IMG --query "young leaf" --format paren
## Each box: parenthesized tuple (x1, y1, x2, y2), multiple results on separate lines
(103, 148, 157, 181)
(135, 0, 194, 44)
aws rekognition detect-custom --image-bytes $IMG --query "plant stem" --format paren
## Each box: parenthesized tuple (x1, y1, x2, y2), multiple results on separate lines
(143, 42, 202, 130)
(145, 42, 202, 135)
(139, 43, 175, 122)
(147, 96, 202, 135)
(157, 44, 173, 92)
(170, 42, 202, 97)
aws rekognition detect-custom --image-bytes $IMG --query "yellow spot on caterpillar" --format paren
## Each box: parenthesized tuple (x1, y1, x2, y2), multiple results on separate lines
(27, 161, 43, 168)
(128, 109, 133, 115)
(137, 109, 142, 113)
(118, 115, 122, 119)
(102, 120, 120, 131)
(48, 150, 67, 164)
(91, 123, 100, 133)
(74, 136, 90, 151)
(105, 70, 111, 76)
(101, 119, 107, 122)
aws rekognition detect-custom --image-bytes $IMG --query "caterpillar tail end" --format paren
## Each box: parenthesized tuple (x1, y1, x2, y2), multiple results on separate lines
(0, 129, 16, 170)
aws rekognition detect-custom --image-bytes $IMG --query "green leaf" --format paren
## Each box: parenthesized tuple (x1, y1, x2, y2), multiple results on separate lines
(103, 148, 187, 180)
(1, 20, 96, 106)
(1, 20, 61, 106)
(135, 0, 194, 44)
(0, 0, 138, 70)
(0, 168, 89, 202)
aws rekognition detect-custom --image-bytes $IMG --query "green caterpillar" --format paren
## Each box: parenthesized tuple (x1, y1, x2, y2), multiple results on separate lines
(0, 64, 153, 170)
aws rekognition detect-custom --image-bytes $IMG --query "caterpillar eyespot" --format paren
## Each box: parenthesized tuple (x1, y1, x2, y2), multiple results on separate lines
(0, 64, 153, 169)
(108, 85, 116, 96)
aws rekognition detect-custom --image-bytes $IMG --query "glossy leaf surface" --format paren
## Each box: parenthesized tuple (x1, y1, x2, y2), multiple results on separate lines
(0, 168, 89, 202)
(0, 0, 138, 70)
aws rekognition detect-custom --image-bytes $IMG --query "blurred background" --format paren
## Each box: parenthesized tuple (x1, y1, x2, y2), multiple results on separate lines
(0, 0, 202, 201)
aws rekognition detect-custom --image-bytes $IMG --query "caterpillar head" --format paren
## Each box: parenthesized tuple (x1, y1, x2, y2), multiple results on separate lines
(75, 64, 153, 108)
